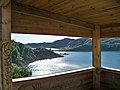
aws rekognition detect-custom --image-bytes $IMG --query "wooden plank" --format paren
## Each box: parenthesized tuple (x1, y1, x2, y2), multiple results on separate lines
(101, 68, 120, 90)
(12, 11, 93, 37)
(0, 2, 13, 90)
(12, 0, 120, 25)
(101, 23, 120, 38)
(101, 23, 120, 28)
(13, 68, 94, 90)
(0, 0, 10, 6)
(11, 1, 94, 30)
(101, 67, 120, 75)
(92, 25, 101, 90)
(93, 25, 101, 67)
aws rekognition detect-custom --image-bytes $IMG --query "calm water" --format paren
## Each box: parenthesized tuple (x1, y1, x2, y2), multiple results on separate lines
(101, 51, 120, 69)
(29, 51, 120, 76)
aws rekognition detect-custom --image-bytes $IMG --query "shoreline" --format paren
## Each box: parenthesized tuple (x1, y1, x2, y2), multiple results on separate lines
(26, 55, 64, 65)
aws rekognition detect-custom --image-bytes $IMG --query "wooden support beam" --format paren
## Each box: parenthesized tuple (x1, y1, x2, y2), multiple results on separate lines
(0, 2, 13, 90)
(93, 25, 101, 67)
(11, 1, 94, 37)
(101, 23, 120, 38)
(101, 23, 120, 29)
(12, 11, 93, 37)
(12, 1, 94, 30)
(92, 25, 101, 90)
(0, 0, 10, 6)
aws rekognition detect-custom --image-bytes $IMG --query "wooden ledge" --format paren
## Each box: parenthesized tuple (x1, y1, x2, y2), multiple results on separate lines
(101, 67, 120, 74)
(13, 67, 94, 83)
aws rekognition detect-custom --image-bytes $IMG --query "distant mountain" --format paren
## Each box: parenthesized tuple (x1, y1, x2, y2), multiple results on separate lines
(26, 38, 120, 51)
(26, 38, 92, 49)
(101, 38, 120, 51)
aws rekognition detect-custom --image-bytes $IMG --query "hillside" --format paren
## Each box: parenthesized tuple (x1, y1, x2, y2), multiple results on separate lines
(27, 38, 92, 49)
(12, 40, 62, 65)
(12, 40, 62, 78)
(26, 38, 120, 51)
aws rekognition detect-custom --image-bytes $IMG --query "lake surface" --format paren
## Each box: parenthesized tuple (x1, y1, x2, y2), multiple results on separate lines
(29, 51, 120, 76)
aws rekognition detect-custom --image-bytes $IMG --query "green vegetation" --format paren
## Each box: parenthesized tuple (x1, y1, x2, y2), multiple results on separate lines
(12, 40, 32, 78)
(11, 40, 62, 78)
(12, 64, 31, 78)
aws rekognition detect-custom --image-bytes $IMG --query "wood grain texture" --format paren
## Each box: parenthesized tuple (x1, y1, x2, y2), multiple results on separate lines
(101, 23, 120, 38)
(0, 2, 13, 90)
(101, 68, 120, 90)
(12, 0, 120, 25)
(12, 1, 94, 30)
(12, 11, 93, 37)
(93, 25, 101, 68)
(13, 69, 93, 90)
(92, 25, 101, 90)
(11, 0, 120, 38)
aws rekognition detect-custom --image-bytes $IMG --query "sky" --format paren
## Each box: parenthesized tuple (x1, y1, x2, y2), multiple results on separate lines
(11, 33, 80, 44)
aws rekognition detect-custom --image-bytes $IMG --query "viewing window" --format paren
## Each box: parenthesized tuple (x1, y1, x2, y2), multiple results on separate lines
(101, 38, 120, 69)
(11, 33, 92, 78)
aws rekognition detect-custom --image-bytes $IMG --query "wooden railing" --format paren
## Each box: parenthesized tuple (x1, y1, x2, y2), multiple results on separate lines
(13, 67, 94, 90)
(100, 67, 120, 90)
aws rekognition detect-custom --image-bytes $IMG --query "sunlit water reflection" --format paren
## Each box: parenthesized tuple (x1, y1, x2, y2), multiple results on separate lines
(29, 51, 120, 76)
(29, 51, 92, 76)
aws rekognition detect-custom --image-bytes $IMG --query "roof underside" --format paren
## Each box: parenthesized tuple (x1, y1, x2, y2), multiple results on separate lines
(10, 0, 120, 38)
(13, 0, 120, 25)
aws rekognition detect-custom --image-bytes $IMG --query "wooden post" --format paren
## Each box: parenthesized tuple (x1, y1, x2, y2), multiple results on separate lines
(92, 25, 101, 90)
(0, 1, 13, 90)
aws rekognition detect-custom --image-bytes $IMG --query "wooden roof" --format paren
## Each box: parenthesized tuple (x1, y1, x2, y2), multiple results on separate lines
(10, 0, 120, 37)
(13, 0, 120, 25)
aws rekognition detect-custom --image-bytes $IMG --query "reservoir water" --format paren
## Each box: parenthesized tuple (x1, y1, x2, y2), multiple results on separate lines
(29, 51, 120, 76)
